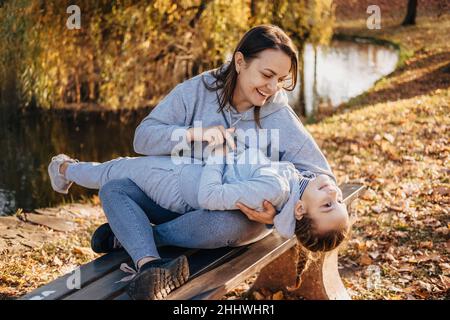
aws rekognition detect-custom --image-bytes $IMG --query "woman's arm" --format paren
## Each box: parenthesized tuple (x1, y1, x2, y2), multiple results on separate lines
(197, 154, 289, 211)
(274, 107, 336, 182)
(134, 83, 236, 156)
(133, 84, 192, 156)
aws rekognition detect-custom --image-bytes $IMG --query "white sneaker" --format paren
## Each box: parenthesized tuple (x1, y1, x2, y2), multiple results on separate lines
(48, 154, 78, 194)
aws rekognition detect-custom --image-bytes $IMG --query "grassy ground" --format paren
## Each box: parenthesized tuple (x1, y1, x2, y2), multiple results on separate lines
(229, 14, 449, 300)
(1, 14, 448, 300)
(316, 13, 450, 300)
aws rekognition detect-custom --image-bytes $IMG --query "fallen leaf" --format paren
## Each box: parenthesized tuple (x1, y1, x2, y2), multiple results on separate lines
(360, 254, 373, 266)
(419, 241, 433, 249)
(384, 253, 397, 263)
(72, 246, 92, 256)
(369, 251, 380, 259)
(53, 256, 63, 267)
(371, 205, 383, 214)
(361, 189, 377, 201)
(253, 291, 265, 300)
(383, 133, 395, 143)
(433, 185, 450, 196)
(397, 264, 415, 272)
(418, 280, 433, 292)
(435, 226, 448, 235)
(439, 263, 450, 275)
(272, 291, 284, 300)
(387, 200, 409, 212)
(439, 275, 450, 289)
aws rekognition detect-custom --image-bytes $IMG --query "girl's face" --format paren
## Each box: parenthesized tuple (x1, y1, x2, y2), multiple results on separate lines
(233, 48, 292, 111)
(295, 174, 349, 234)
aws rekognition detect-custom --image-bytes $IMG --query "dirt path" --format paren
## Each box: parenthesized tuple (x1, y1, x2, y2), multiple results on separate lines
(0, 202, 106, 299)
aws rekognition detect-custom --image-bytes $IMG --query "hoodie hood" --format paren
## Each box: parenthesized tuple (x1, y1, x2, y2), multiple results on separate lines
(204, 63, 289, 121)
(273, 170, 301, 238)
(273, 170, 317, 239)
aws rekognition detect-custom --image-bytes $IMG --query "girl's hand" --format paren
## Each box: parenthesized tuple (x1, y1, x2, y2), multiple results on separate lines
(187, 126, 236, 150)
(236, 200, 276, 225)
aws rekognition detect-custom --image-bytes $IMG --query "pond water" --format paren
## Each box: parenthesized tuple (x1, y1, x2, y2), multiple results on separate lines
(0, 110, 146, 215)
(0, 39, 398, 215)
(287, 39, 399, 115)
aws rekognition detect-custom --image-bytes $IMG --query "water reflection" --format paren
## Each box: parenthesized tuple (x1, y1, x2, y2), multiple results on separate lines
(0, 110, 147, 215)
(287, 39, 399, 115)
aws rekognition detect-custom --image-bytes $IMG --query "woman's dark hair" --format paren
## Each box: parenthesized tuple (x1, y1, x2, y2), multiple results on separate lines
(202, 24, 299, 128)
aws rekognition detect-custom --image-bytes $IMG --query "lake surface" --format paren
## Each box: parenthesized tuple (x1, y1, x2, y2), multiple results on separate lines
(0, 110, 146, 215)
(287, 39, 399, 115)
(0, 39, 398, 215)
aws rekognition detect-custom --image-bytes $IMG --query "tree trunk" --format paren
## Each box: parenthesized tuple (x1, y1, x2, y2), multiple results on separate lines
(402, 0, 418, 26)
(189, 0, 213, 28)
(298, 44, 306, 117)
(312, 45, 318, 116)
(250, 0, 257, 17)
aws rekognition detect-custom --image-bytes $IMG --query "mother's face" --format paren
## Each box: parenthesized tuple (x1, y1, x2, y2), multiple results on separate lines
(234, 48, 292, 108)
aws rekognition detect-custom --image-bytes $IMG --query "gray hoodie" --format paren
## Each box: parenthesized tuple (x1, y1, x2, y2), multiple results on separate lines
(192, 148, 312, 238)
(133, 65, 335, 181)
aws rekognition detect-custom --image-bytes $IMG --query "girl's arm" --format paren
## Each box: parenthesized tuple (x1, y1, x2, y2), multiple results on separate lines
(197, 154, 289, 211)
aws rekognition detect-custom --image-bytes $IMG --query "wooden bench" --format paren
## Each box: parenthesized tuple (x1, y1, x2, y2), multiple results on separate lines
(20, 183, 364, 300)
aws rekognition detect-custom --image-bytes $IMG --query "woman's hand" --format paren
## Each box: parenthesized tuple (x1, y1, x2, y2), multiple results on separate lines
(236, 200, 276, 224)
(187, 125, 236, 150)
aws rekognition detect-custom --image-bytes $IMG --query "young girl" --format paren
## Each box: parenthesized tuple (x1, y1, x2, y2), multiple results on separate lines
(49, 145, 349, 250)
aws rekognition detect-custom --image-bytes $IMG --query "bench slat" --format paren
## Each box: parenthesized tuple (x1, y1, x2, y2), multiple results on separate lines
(63, 246, 191, 300)
(66, 246, 243, 300)
(20, 250, 130, 300)
(341, 183, 365, 205)
(167, 233, 296, 300)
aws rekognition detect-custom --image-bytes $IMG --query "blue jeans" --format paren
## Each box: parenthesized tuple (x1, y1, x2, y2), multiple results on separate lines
(99, 178, 272, 266)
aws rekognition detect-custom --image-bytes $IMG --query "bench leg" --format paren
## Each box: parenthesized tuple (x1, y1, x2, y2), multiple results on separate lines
(249, 244, 350, 300)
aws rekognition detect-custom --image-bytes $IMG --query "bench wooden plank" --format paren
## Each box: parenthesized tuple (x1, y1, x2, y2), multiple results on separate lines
(63, 246, 192, 300)
(67, 246, 244, 300)
(112, 291, 131, 300)
(340, 183, 365, 206)
(167, 233, 296, 300)
(20, 250, 130, 300)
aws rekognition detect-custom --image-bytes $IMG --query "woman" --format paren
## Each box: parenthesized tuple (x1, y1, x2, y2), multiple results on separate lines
(89, 24, 335, 300)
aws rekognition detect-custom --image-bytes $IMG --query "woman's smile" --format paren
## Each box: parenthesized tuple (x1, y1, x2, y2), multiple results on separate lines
(256, 88, 270, 100)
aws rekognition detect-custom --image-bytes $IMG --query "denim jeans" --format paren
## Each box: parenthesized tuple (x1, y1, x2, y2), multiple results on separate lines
(99, 178, 272, 266)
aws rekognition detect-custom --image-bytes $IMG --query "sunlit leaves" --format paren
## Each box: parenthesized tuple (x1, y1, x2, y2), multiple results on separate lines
(0, 0, 334, 110)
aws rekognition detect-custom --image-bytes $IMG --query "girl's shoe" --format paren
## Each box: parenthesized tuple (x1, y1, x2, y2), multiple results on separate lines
(48, 154, 77, 194)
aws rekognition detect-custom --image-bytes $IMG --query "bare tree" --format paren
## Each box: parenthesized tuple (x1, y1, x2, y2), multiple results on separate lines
(402, 0, 418, 26)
